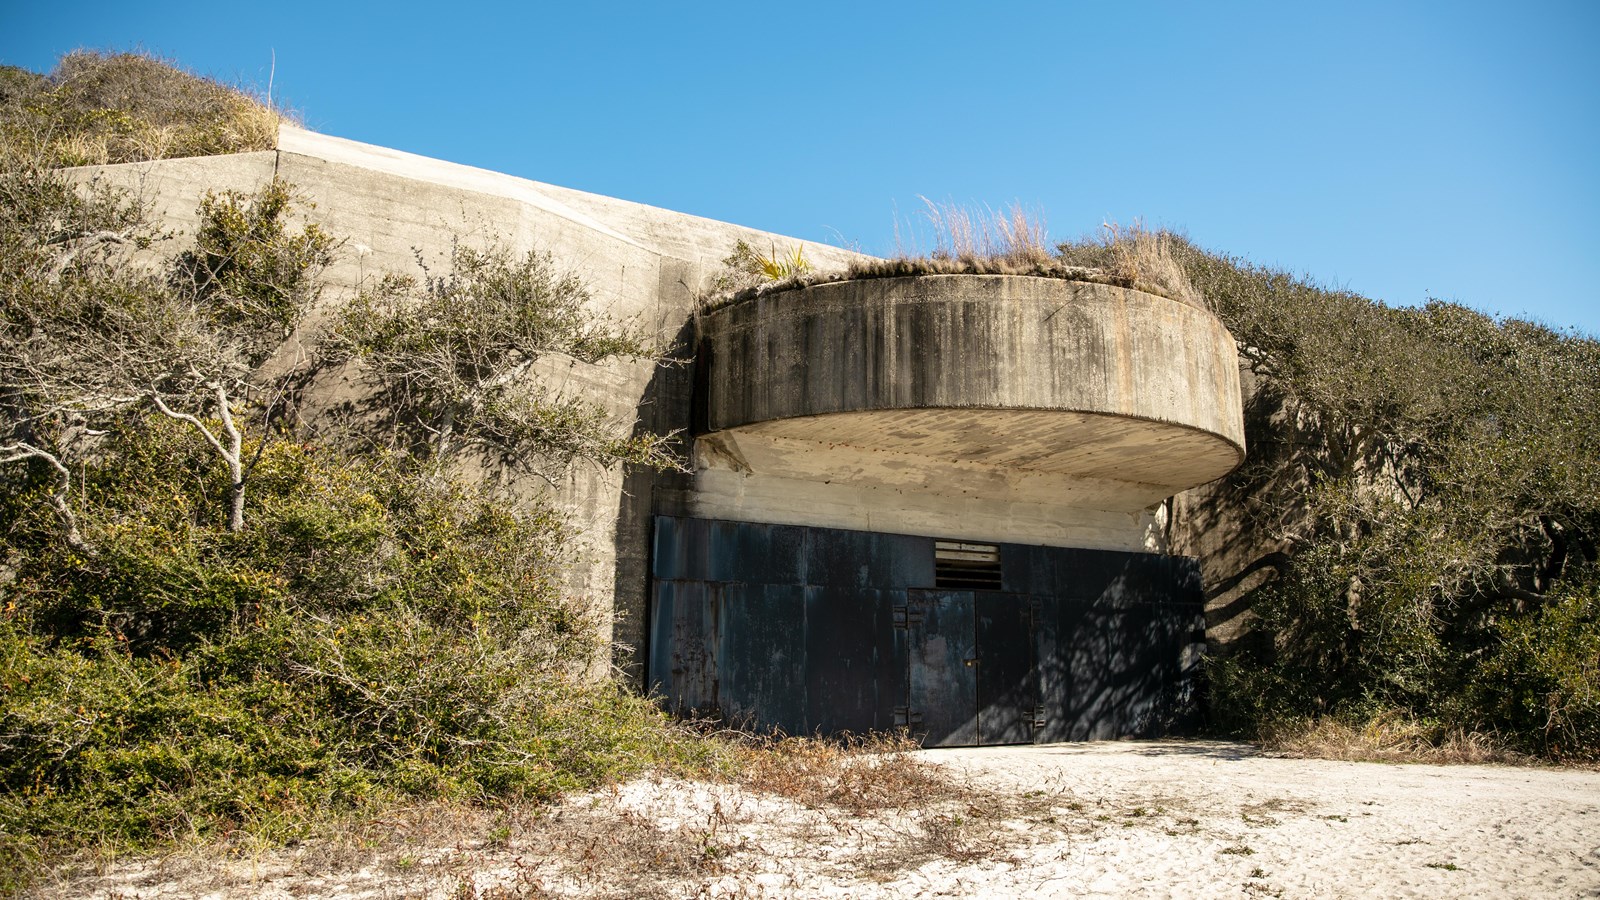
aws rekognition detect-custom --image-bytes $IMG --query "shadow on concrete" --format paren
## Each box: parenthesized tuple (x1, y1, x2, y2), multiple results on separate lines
(610, 317, 698, 687)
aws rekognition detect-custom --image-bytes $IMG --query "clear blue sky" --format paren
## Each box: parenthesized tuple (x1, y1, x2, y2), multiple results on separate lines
(4, 1, 1597, 333)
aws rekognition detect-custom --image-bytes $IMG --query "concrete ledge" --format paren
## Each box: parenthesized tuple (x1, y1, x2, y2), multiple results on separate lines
(698, 275, 1246, 495)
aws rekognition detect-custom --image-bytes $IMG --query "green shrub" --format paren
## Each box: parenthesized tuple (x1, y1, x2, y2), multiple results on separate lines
(0, 53, 702, 894)
(0, 419, 717, 886)
(1174, 239, 1600, 758)
(174, 177, 335, 338)
(323, 243, 678, 476)
(1476, 573, 1600, 758)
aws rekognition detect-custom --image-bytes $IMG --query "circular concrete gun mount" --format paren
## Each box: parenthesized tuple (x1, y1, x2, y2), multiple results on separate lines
(697, 274, 1246, 499)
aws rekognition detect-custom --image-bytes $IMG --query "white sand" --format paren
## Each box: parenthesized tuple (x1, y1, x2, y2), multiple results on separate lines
(924, 741, 1600, 898)
(52, 741, 1600, 899)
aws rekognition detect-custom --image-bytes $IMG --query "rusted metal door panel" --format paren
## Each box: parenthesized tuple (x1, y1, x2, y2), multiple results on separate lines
(805, 527, 872, 589)
(907, 589, 979, 747)
(974, 591, 1035, 745)
(707, 519, 808, 585)
(1056, 597, 1203, 739)
(1081, 599, 1158, 739)
(881, 589, 911, 731)
(715, 582, 809, 734)
(648, 515, 1206, 743)
(806, 529, 935, 590)
(804, 587, 904, 734)
(648, 580, 718, 714)
(652, 515, 711, 582)
(1030, 593, 1064, 743)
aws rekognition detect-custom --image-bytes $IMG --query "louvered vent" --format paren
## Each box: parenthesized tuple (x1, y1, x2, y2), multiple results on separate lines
(934, 541, 1002, 590)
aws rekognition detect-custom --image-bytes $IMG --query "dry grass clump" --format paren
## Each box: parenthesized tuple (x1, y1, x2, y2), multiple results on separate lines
(31, 733, 1016, 898)
(902, 197, 1052, 268)
(734, 732, 965, 815)
(701, 202, 1206, 312)
(1055, 220, 1204, 309)
(1261, 716, 1535, 767)
(0, 50, 279, 169)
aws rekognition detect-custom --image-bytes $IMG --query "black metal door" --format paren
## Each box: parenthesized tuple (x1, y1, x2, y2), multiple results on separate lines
(650, 516, 1206, 743)
(906, 590, 978, 746)
(906, 589, 1035, 747)
(974, 591, 1035, 744)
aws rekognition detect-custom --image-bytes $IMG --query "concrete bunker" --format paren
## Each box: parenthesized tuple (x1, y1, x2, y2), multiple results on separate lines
(74, 127, 1248, 746)
(650, 274, 1246, 746)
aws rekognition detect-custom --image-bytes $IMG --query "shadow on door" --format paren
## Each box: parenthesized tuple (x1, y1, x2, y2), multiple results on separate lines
(906, 590, 1037, 747)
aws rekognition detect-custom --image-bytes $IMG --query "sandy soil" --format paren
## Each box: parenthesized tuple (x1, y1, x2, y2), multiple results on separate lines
(928, 741, 1600, 898)
(46, 740, 1600, 899)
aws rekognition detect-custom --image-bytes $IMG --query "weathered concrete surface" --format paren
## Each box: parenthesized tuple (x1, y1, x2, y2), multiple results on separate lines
(692, 276, 1245, 551)
(701, 275, 1243, 448)
(1169, 365, 1303, 652)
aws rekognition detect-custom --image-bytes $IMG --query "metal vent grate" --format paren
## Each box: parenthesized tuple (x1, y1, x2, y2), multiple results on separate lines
(934, 541, 1002, 590)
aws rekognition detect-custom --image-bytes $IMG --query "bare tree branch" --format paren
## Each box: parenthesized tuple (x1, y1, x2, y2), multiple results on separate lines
(0, 441, 87, 551)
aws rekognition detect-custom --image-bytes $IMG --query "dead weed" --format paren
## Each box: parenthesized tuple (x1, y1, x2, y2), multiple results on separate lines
(1262, 717, 1535, 767)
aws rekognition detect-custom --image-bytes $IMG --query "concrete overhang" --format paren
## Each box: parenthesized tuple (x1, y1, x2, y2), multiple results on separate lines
(696, 274, 1245, 510)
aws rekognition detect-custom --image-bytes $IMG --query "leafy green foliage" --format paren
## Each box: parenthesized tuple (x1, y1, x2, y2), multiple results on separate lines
(1476, 576, 1600, 756)
(0, 60, 706, 889)
(1169, 239, 1600, 758)
(712, 240, 812, 292)
(174, 178, 335, 340)
(324, 244, 680, 478)
(0, 418, 715, 885)
(2, 170, 334, 540)
(0, 51, 277, 169)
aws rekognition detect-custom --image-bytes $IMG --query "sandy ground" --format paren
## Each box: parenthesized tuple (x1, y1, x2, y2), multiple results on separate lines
(47, 740, 1600, 899)
(928, 741, 1600, 898)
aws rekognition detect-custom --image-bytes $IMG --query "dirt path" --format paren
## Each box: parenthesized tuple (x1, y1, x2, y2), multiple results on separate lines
(45, 741, 1600, 899)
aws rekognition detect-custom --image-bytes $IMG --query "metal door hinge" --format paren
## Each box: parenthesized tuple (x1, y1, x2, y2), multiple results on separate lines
(892, 605, 923, 628)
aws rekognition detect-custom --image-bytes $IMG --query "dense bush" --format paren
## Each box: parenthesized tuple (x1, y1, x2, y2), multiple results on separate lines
(0, 55, 701, 889)
(1151, 238, 1600, 759)
(323, 244, 678, 480)
(0, 417, 712, 885)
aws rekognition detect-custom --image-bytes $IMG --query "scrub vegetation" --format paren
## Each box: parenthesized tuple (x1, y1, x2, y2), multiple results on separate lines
(0, 50, 278, 168)
(0, 56, 711, 893)
(1146, 239, 1600, 762)
(322, 244, 682, 484)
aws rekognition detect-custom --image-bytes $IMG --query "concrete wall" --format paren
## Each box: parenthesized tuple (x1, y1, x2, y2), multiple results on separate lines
(688, 275, 1245, 553)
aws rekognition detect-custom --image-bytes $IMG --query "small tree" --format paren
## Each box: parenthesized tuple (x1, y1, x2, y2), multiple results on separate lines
(156, 177, 334, 531)
(1, 173, 333, 539)
(1, 167, 159, 549)
(324, 243, 680, 482)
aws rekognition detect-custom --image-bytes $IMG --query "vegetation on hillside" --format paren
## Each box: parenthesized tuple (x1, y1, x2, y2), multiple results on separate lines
(0, 56, 703, 891)
(0, 50, 278, 169)
(1138, 239, 1600, 760)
